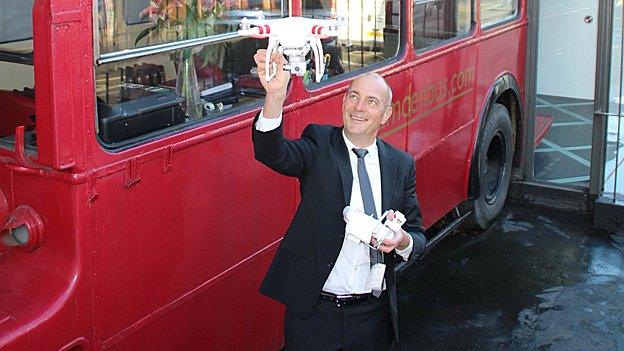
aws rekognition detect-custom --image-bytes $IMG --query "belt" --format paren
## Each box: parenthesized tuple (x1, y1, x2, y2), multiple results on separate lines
(319, 291, 379, 307)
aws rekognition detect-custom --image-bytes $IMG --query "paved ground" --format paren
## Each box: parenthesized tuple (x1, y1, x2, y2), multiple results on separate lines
(398, 205, 624, 351)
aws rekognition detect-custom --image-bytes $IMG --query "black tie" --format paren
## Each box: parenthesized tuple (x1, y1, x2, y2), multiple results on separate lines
(352, 148, 381, 267)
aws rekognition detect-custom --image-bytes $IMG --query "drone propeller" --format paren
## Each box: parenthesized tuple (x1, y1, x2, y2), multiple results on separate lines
(238, 17, 271, 38)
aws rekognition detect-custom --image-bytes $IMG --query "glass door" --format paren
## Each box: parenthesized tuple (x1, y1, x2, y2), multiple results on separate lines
(533, 0, 599, 185)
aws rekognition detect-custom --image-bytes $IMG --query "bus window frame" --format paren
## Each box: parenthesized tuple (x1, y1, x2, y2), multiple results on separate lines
(480, 0, 521, 30)
(413, 0, 477, 56)
(93, 0, 291, 60)
(303, 0, 408, 92)
(91, 2, 286, 152)
(97, 95, 266, 153)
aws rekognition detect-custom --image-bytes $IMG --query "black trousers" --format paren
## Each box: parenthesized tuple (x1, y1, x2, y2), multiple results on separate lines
(284, 293, 394, 351)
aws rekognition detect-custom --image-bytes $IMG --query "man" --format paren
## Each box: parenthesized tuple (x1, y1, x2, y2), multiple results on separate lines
(252, 49, 426, 350)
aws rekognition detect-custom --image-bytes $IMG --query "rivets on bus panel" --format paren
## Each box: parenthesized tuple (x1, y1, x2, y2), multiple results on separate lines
(88, 173, 99, 206)
(163, 146, 173, 173)
(1, 205, 44, 252)
(0, 190, 8, 228)
(125, 158, 141, 188)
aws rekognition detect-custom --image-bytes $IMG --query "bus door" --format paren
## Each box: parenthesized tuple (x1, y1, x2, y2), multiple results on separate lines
(406, 0, 477, 227)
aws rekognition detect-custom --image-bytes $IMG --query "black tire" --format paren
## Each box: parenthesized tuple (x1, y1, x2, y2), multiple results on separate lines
(470, 103, 513, 229)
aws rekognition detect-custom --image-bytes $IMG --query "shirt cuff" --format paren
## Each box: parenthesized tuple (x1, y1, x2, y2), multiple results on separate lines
(394, 233, 413, 261)
(255, 109, 282, 131)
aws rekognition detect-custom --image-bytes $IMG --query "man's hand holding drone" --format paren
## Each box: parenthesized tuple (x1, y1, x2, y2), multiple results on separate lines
(253, 49, 290, 119)
(240, 16, 344, 83)
(253, 49, 290, 96)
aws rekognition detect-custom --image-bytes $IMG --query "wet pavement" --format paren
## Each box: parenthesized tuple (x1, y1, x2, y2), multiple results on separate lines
(397, 205, 624, 351)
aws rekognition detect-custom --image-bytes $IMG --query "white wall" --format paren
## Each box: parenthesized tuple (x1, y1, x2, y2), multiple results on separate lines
(537, 0, 598, 100)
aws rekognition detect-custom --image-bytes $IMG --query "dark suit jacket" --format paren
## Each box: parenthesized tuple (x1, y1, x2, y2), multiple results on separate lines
(252, 121, 426, 342)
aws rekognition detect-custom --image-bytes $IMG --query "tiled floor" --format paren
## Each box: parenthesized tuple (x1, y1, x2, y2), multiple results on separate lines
(535, 94, 624, 200)
(534, 94, 595, 185)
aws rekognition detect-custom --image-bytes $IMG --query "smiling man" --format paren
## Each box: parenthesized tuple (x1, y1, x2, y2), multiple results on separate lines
(342, 73, 393, 147)
(252, 49, 426, 351)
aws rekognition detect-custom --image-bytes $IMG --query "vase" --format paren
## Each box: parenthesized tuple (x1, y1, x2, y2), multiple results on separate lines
(176, 49, 203, 120)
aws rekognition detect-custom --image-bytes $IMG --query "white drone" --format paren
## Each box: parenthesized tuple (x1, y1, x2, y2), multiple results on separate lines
(238, 15, 344, 83)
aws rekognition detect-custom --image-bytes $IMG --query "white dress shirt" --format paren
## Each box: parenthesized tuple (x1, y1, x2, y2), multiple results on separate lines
(256, 110, 413, 295)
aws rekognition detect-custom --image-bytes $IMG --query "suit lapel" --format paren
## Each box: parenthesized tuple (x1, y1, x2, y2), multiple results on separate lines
(331, 128, 353, 205)
(331, 130, 396, 210)
(377, 139, 396, 212)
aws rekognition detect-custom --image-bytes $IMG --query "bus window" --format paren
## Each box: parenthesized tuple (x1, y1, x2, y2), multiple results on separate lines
(413, 0, 472, 51)
(0, 0, 35, 153)
(98, 0, 285, 54)
(302, 0, 402, 85)
(95, 0, 287, 148)
(480, 0, 518, 28)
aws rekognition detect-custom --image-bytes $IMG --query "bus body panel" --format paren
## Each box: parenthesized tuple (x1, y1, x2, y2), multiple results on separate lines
(90, 123, 292, 349)
(406, 45, 478, 227)
(474, 23, 528, 152)
(0, 169, 93, 351)
(0, 1, 530, 350)
(99, 252, 284, 351)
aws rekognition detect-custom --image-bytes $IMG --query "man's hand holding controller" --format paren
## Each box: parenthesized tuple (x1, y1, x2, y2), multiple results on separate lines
(343, 207, 411, 253)
(373, 210, 411, 253)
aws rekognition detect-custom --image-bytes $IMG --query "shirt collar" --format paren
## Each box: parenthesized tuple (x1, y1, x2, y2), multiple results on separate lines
(342, 130, 378, 158)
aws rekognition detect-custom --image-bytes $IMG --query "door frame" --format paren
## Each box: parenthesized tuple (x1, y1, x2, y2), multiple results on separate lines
(592, 0, 624, 232)
(521, 0, 613, 199)
(589, 0, 614, 197)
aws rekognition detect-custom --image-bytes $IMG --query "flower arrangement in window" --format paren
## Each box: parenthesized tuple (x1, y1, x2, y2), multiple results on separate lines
(135, 0, 237, 120)
(135, 0, 236, 44)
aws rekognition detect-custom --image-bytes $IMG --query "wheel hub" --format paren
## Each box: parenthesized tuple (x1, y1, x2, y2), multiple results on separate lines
(483, 131, 507, 205)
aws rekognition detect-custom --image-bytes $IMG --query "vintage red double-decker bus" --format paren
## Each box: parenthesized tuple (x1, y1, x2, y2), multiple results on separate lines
(0, 0, 549, 349)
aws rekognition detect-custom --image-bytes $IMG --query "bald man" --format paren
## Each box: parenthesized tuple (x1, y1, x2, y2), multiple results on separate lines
(252, 49, 426, 350)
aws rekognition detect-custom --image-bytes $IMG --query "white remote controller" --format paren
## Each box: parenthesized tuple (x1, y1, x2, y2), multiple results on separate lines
(385, 211, 406, 232)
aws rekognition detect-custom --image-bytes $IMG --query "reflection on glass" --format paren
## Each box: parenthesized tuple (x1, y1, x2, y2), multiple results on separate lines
(413, 0, 472, 51)
(98, 0, 287, 55)
(0, 0, 35, 44)
(481, 0, 518, 27)
(0, 1, 35, 152)
(302, 0, 400, 85)
(95, 0, 288, 146)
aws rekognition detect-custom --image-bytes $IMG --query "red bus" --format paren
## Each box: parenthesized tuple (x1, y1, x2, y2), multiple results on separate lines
(0, 0, 548, 349)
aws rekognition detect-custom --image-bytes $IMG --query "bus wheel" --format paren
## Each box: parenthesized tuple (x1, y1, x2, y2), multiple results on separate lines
(470, 103, 513, 229)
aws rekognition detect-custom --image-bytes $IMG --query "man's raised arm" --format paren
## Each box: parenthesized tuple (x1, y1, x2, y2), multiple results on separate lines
(253, 49, 291, 119)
